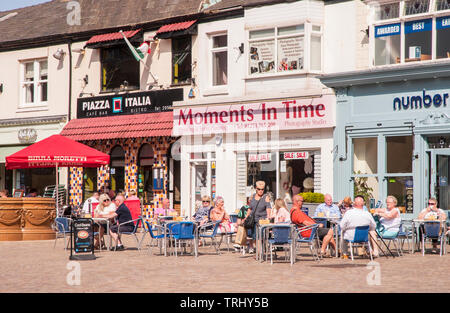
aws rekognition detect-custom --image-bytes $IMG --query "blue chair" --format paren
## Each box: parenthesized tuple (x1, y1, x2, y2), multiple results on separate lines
(294, 224, 321, 262)
(229, 214, 238, 224)
(170, 221, 197, 257)
(144, 221, 166, 255)
(268, 225, 294, 265)
(397, 221, 414, 254)
(422, 221, 445, 256)
(301, 207, 309, 216)
(54, 217, 71, 250)
(116, 216, 147, 251)
(346, 225, 373, 261)
(198, 221, 221, 254)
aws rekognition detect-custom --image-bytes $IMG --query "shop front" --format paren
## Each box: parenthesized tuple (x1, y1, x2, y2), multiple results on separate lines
(61, 89, 183, 217)
(321, 62, 450, 216)
(173, 94, 335, 216)
(0, 115, 67, 196)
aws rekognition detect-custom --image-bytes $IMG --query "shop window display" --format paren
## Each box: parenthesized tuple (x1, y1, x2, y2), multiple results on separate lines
(279, 152, 315, 200)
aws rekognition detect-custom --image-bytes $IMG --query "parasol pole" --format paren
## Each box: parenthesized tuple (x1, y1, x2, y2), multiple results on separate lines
(56, 163, 59, 217)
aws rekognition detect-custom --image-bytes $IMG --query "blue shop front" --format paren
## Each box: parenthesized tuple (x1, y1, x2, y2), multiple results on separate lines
(321, 62, 450, 217)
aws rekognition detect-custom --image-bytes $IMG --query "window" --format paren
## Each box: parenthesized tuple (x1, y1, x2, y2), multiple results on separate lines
(83, 168, 97, 200)
(172, 36, 192, 84)
(249, 24, 309, 75)
(101, 45, 139, 91)
(372, 1, 450, 65)
(386, 136, 413, 173)
(109, 145, 125, 192)
(310, 25, 322, 71)
(352, 138, 379, 204)
(20, 59, 48, 106)
(138, 144, 154, 204)
(211, 34, 228, 86)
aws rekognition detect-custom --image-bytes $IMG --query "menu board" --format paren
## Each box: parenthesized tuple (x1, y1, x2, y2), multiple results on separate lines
(249, 40, 275, 75)
(278, 37, 304, 71)
(73, 218, 94, 254)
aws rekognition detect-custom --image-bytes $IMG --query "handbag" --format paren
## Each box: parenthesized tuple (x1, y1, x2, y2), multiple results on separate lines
(234, 225, 247, 245)
(244, 194, 263, 229)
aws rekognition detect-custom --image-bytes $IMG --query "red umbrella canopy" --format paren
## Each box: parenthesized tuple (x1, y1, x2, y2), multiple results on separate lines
(6, 135, 110, 169)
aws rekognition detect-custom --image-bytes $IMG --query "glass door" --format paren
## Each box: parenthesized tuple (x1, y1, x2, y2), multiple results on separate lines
(430, 149, 450, 211)
(190, 153, 216, 214)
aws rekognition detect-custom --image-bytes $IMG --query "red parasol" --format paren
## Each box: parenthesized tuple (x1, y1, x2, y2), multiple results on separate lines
(6, 135, 109, 169)
(6, 135, 109, 215)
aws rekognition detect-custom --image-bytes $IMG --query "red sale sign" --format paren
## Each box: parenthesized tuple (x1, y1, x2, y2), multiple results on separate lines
(284, 152, 309, 160)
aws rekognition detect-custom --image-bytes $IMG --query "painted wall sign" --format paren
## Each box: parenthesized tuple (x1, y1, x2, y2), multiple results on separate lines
(375, 23, 401, 37)
(77, 89, 183, 118)
(173, 95, 335, 136)
(404, 19, 432, 34)
(393, 90, 449, 111)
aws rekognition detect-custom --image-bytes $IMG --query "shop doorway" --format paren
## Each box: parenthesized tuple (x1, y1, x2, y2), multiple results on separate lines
(190, 153, 216, 215)
(430, 149, 450, 211)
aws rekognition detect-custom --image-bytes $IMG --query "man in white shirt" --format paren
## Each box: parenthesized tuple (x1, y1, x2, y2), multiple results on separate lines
(81, 191, 99, 215)
(340, 195, 378, 259)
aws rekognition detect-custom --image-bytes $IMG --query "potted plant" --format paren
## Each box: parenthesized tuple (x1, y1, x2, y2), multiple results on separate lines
(298, 192, 324, 216)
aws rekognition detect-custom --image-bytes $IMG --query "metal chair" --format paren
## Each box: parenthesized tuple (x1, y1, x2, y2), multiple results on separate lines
(169, 221, 198, 257)
(198, 221, 221, 254)
(379, 227, 402, 257)
(346, 225, 373, 261)
(422, 221, 446, 256)
(54, 217, 71, 250)
(268, 224, 294, 265)
(397, 221, 414, 254)
(144, 221, 166, 255)
(115, 216, 147, 251)
(294, 224, 321, 262)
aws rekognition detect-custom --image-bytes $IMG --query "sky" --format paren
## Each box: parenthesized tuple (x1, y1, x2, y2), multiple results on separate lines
(0, 0, 51, 12)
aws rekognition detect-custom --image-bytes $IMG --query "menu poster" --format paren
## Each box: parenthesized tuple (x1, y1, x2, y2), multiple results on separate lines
(278, 37, 304, 71)
(249, 40, 275, 75)
(73, 218, 93, 253)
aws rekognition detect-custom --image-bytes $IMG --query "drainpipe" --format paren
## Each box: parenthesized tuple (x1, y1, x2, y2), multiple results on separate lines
(67, 40, 73, 122)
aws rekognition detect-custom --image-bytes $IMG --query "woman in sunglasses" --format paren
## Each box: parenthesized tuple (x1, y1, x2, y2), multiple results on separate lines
(193, 195, 212, 225)
(244, 181, 272, 254)
(93, 193, 117, 249)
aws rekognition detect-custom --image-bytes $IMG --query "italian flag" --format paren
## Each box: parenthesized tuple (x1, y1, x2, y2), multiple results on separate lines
(119, 30, 150, 62)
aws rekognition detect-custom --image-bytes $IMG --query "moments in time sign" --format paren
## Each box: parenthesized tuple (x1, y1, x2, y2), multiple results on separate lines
(173, 95, 335, 136)
(77, 89, 183, 118)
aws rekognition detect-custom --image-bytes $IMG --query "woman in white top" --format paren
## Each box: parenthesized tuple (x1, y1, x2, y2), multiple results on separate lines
(93, 193, 116, 249)
(374, 195, 401, 238)
(270, 198, 291, 224)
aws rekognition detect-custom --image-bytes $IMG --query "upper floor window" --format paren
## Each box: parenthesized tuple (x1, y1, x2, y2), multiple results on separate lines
(248, 23, 322, 76)
(172, 36, 192, 85)
(101, 45, 140, 92)
(211, 34, 228, 86)
(20, 59, 48, 107)
(372, 0, 450, 66)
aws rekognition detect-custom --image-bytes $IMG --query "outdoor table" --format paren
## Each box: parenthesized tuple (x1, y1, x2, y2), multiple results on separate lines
(412, 219, 447, 252)
(160, 220, 180, 256)
(92, 217, 112, 250)
(255, 223, 277, 262)
(313, 215, 341, 258)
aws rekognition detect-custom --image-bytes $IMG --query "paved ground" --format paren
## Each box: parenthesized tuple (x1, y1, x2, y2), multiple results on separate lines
(1, 235, 449, 293)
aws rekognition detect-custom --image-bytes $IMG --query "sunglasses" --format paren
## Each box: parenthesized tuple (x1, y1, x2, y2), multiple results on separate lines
(256, 188, 264, 191)
(103, 199, 110, 202)
(203, 201, 210, 203)
(428, 202, 436, 205)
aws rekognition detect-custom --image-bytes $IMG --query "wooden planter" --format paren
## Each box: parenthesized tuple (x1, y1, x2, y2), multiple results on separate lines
(0, 198, 56, 241)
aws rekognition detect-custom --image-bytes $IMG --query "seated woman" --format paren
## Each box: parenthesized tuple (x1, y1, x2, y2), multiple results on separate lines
(209, 196, 236, 234)
(338, 196, 353, 215)
(270, 198, 290, 224)
(93, 194, 117, 249)
(374, 195, 401, 238)
(193, 195, 212, 225)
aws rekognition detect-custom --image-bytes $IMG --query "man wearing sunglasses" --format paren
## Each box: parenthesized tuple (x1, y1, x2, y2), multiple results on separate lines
(418, 197, 447, 253)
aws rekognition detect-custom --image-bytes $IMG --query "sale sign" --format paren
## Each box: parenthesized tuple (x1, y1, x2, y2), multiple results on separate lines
(284, 151, 309, 160)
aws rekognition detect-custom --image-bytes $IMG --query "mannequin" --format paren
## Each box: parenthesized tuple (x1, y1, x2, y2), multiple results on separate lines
(280, 160, 293, 195)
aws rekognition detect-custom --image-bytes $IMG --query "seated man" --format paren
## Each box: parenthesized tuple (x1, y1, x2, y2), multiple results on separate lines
(154, 198, 176, 216)
(290, 195, 337, 257)
(102, 194, 135, 251)
(315, 194, 341, 219)
(340, 195, 378, 259)
(81, 191, 99, 215)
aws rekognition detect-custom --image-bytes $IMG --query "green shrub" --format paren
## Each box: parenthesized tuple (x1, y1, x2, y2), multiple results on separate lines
(299, 192, 324, 203)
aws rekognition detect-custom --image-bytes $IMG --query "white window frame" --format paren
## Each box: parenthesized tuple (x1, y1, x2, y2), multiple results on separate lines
(371, 0, 450, 67)
(245, 22, 322, 79)
(19, 59, 48, 109)
(210, 32, 228, 87)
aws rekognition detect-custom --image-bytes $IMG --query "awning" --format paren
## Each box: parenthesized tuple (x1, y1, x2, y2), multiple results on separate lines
(155, 20, 197, 39)
(85, 29, 141, 48)
(60, 112, 174, 141)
